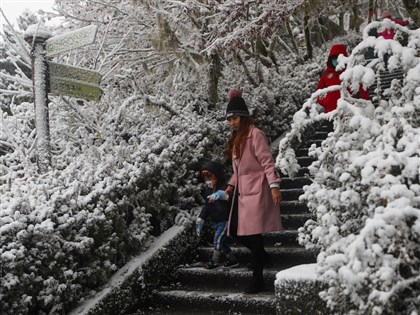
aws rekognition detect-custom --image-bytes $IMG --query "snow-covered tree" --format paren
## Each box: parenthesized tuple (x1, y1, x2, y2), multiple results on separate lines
(0, 1, 375, 313)
(277, 21, 420, 314)
(51, 0, 311, 105)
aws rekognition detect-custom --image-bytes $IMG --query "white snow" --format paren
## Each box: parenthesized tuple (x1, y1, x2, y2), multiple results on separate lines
(277, 20, 420, 314)
(24, 24, 52, 40)
(275, 263, 318, 284)
(2, 4, 419, 314)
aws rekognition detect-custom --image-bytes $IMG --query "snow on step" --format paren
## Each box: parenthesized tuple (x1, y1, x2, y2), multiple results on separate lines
(155, 289, 276, 315)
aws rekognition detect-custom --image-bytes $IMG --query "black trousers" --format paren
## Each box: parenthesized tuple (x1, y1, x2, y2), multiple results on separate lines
(230, 191, 266, 279)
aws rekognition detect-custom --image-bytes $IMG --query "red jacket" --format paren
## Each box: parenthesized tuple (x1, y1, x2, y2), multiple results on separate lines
(317, 44, 369, 113)
(378, 17, 409, 39)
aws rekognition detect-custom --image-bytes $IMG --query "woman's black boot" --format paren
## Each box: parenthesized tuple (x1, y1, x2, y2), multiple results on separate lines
(244, 276, 265, 294)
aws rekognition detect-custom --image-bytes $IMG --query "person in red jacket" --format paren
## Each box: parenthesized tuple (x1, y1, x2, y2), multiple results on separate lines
(316, 43, 369, 113)
(378, 9, 409, 40)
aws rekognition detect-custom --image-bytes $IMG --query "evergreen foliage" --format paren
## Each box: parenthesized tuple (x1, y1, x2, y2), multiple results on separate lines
(278, 21, 420, 314)
(0, 2, 324, 313)
(1, 1, 417, 313)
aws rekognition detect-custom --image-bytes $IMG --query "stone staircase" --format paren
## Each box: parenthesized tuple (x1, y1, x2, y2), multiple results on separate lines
(364, 51, 405, 108)
(137, 125, 332, 315)
(369, 67, 404, 107)
(130, 60, 404, 315)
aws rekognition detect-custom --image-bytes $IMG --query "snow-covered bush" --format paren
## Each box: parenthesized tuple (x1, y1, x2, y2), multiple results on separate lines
(0, 77, 229, 313)
(0, 2, 330, 313)
(277, 22, 420, 314)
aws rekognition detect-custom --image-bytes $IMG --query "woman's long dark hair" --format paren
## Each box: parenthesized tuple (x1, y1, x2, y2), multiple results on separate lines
(224, 116, 255, 161)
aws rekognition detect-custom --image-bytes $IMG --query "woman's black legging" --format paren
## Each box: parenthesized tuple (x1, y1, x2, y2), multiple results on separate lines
(230, 191, 266, 279)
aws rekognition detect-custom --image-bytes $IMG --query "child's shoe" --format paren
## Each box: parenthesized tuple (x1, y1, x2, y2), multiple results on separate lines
(205, 250, 221, 270)
(223, 259, 239, 268)
(205, 260, 222, 270)
(223, 252, 239, 268)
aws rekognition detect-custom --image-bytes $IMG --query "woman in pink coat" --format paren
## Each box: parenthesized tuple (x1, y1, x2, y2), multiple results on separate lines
(223, 89, 283, 294)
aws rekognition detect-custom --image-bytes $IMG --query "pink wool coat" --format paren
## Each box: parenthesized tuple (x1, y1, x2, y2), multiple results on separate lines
(228, 126, 283, 236)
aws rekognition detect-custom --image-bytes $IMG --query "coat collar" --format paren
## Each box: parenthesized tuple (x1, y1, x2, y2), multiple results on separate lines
(246, 125, 255, 138)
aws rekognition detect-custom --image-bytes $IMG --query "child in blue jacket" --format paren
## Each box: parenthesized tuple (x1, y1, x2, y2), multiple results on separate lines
(196, 161, 238, 269)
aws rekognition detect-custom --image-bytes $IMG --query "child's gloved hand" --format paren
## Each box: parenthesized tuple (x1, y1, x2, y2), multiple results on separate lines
(196, 218, 204, 236)
(207, 190, 229, 202)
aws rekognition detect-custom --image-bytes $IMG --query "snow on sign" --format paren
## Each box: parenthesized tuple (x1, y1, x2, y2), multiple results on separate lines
(45, 25, 98, 57)
(48, 62, 102, 101)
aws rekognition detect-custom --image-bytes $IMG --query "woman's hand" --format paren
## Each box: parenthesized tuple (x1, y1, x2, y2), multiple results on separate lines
(271, 187, 282, 206)
(225, 185, 234, 197)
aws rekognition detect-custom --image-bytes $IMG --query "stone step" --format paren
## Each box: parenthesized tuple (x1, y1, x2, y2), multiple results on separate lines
(280, 167, 310, 178)
(280, 200, 310, 214)
(296, 147, 309, 157)
(374, 82, 400, 91)
(379, 70, 404, 77)
(296, 156, 316, 167)
(173, 266, 283, 292)
(371, 76, 404, 87)
(379, 76, 403, 83)
(280, 177, 312, 189)
(280, 188, 304, 201)
(377, 76, 404, 83)
(196, 246, 317, 266)
(263, 230, 299, 246)
(302, 138, 324, 147)
(311, 131, 330, 140)
(200, 230, 301, 247)
(134, 310, 233, 315)
(370, 72, 404, 94)
(282, 213, 314, 229)
(154, 289, 276, 315)
(315, 123, 333, 133)
(198, 230, 301, 249)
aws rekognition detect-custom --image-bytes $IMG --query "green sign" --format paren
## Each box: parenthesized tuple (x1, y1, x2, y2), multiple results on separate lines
(48, 62, 102, 101)
(46, 25, 98, 57)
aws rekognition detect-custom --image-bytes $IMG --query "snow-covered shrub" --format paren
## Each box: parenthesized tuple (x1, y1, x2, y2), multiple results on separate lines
(0, 87, 224, 314)
(0, 56, 224, 313)
(277, 22, 420, 314)
(0, 2, 334, 314)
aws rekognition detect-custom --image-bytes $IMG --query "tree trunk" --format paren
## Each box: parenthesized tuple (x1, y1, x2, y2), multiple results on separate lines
(236, 54, 257, 87)
(350, 0, 363, 31)
(316, 18, 327, 50)
(319, 16, 345, 42)
(303, 14, 313, 60)
(339, 12, 345, 32)
(368, 0, 375, 23)
(207, 53, 222, 108)
(285, 19, 300, 56)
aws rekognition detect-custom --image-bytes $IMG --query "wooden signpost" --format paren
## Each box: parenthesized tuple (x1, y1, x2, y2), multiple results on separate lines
(48, 62, 102, 101)
(46, 25, 98, 57)
(24, 24, 102, 173)
(46, 25, 102, 101)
